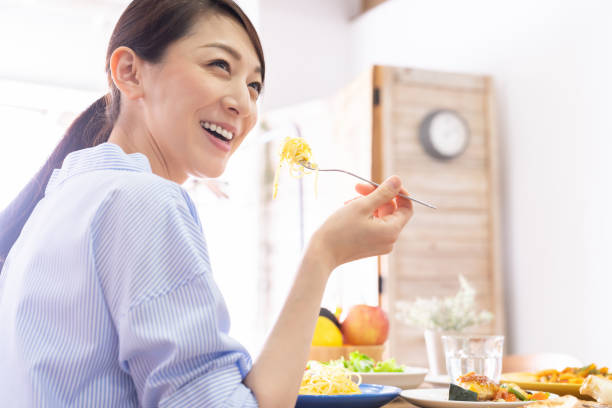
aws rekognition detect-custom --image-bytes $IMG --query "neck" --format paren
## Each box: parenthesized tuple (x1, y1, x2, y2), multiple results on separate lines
(107, 113, 187, 184)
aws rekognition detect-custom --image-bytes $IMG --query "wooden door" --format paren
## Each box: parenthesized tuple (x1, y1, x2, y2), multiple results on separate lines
(375, 66, 505, 366)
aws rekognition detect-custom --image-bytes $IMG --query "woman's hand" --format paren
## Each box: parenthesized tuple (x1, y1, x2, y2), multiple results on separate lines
(312, 175, 413, 271)
(245, 175, 413, 408)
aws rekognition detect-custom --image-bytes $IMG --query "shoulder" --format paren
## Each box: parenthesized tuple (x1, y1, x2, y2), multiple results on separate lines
(93, 172, 200, 230)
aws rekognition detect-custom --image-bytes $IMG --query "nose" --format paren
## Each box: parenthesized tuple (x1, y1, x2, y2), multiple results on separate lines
(221, 82, 253, 118)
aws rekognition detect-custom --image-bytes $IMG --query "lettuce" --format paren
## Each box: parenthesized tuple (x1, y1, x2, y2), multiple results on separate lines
(326, 351, 405, 373)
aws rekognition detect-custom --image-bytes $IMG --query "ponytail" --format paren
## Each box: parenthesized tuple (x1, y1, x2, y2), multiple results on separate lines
(0, 95, 112, 273)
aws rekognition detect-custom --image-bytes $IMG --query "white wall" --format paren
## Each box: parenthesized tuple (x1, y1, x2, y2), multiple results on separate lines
(258, 0, 361, 110)
(258, 0, 612, 365)
(347, 0, 612, 365)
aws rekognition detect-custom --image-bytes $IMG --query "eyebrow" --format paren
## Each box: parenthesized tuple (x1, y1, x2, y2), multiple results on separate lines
(201, 42, 262, 74)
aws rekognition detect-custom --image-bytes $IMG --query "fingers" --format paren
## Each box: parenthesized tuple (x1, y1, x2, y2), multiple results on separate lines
(355, 183, 375, 196)
(352, 178, 414, 231)
(395, 187, 414, 225)
(395, 186, 414, 209)
(354, 178, 412, 220)
(378, 183, 414, 230)
(360, 176, 402, 213)
(377, 199, 398, 217)
(384, 193, 413, 229)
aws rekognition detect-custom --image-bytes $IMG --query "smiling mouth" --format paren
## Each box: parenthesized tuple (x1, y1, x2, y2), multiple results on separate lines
(200, 121, 234, 142)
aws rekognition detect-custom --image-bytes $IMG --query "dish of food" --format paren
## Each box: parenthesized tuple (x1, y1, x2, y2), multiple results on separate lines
(531, 365, 611, 385)
(527, 394, 612, 408)
(453, 372, 550, 402)
(580, 375, 612, 404)
(359, 368, 428, 389)
(502, 365, 610, 399)
(296, 384, 401, 408)
(300, 361, 362, 395)
(501, 373, 582, 398)
(319, 350, 428, 389)
(400, 388, 558, 408)
(325, 351, 406, 373)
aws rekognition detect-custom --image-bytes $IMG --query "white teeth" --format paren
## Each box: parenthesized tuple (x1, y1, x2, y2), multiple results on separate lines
(201, 121, 234, 141)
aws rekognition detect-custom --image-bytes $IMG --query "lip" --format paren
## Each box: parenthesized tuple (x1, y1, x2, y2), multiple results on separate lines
(202, 127, 231, 153)
(202, 120, 238, 136)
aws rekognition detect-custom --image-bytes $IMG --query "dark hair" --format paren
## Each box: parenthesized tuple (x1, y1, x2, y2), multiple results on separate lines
(0, 0, 264, 272)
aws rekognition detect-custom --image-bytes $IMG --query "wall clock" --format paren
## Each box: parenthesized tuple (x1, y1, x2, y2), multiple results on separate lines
(419, 109, 470, 160)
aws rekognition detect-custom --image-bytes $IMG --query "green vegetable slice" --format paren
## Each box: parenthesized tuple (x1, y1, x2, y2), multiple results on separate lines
(508, 386, 528, 401)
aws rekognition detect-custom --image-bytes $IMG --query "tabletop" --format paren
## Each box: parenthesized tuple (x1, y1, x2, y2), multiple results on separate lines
(381, 380, 436, 407)
(383, 396, 419, 407)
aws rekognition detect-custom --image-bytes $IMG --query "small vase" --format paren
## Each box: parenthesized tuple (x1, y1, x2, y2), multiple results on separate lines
(424, 329, 456, 376)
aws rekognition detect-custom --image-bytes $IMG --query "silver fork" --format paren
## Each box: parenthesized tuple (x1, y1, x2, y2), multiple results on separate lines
(299, 161, 436, 209)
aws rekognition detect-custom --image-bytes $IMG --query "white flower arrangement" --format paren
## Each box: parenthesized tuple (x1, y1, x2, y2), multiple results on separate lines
(395, 275, 493, 332)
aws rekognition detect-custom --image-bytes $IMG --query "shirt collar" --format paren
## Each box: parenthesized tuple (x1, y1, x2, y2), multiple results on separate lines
(46, 143, 152, 194)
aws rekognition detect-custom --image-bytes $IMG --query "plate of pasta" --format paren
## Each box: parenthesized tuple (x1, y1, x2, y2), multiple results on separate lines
(297, 361, 401, 408)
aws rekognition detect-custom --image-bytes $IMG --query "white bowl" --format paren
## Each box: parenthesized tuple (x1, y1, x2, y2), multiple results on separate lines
(359, 367, 429, 389)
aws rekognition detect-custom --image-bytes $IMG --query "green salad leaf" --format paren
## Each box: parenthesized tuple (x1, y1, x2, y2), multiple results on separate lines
(325, 351, 405, 373)
(372, 357, 404, 373)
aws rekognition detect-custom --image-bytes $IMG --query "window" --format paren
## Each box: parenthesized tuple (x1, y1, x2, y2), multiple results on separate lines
(0, 80, 99, 210)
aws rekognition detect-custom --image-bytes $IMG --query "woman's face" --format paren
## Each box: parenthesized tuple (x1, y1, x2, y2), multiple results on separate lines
(139, 13, 262, 180)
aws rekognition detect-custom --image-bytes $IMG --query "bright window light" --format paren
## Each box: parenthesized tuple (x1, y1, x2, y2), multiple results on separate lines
(0, 80, 99, 210)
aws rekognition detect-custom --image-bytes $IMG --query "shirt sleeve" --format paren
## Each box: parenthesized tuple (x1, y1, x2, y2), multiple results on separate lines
(90, 175, 258, 407)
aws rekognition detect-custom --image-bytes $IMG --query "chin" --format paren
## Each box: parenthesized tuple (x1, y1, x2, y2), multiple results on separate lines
(197, 163, 226, 179)
(207, 168, 224, 178)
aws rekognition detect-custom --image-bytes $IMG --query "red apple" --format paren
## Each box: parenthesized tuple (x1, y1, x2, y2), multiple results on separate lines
(341, 304, 389, 345)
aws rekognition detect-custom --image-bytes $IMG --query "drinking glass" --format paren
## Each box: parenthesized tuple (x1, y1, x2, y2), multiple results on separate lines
(442, 334, 504, 383)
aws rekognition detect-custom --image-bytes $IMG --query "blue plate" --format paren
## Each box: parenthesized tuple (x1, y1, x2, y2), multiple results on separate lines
(295, 383, 401, 408)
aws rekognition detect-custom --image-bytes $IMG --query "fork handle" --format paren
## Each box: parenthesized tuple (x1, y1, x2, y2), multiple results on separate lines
(320, 168, 437, 209)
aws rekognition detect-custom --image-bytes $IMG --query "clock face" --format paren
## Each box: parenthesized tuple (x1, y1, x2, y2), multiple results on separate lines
(419, 110, 469, 160)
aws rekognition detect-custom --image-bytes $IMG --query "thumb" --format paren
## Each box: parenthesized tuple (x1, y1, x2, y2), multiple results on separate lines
(362, 175, 402, 210)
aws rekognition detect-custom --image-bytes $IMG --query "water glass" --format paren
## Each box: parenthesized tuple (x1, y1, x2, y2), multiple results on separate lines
(441, 334, 504, 383)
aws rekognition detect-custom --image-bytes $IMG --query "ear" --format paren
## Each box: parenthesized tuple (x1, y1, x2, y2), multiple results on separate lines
(109, 46, 144, 100)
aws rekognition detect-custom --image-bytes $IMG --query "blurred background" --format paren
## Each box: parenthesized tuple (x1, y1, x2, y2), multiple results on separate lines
(1, 0, 611, 368)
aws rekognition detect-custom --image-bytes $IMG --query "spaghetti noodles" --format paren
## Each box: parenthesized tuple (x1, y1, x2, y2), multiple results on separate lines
(299, 361, 362, 395)
(273, 136, 319, 199)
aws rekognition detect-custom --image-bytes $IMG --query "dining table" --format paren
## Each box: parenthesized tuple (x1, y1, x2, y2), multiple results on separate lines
(381, 381, 434, 408)
(383, 396, 420, 407)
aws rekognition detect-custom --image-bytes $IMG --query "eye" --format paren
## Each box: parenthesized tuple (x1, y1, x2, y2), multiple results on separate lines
(248, 81, 262, 96)
(210, 59, 230, 72)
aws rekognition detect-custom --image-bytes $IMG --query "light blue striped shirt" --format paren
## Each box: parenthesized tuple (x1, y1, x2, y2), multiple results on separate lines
(0, 143, 258, 407)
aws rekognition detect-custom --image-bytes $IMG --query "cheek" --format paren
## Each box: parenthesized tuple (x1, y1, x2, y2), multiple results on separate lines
(244, 113, 258, 134)
(233, 114, 258, 150)
(170, 76, 210, 112)
(153, 69, 214, 116)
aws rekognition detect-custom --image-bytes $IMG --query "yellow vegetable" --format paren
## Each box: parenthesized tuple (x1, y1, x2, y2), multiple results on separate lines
(311, 316, 343, 346)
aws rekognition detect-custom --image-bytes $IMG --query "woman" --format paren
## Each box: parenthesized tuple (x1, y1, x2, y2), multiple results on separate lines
(0, 0, 413, 406)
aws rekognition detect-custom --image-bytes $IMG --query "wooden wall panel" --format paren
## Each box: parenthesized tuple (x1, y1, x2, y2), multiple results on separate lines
(378, 66, 504, 368)
(361, 0, 388, 14)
